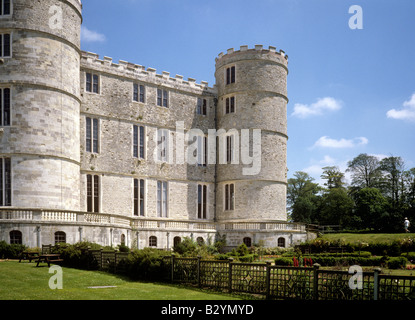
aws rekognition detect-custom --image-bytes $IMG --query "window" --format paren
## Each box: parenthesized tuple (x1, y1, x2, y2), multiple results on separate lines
(197, 184, 207, 219)
(0, 0, 11, 16)
(86, 117, 99, 153)
(224, 183, 234, 211)
(173, 236, 181, 247)
(149, 236, 157, 247)
(197, 98, 207, 115)
(0, 87, 10, 126)
(278, 237, 286, 248)
(0, 158, 11, 207)
(157, 181, 168, 217)
(55, 231, 66, 244)
(121, 234, 126, 246)
(86, 174, 100, 213)
(243, 237, 252, 248)
(226, 135, 234, 163)
(157, 129, 169, 162)
(226, 66, 235, 85)
(197, 135, 207, 167)
(0, 33, 11, 58)
(157, 88, 168, 107)
(196, 237, 204, 245)
(133, 178, 145, 216)
(86, 72, 99, 93)
(133, 125, 145, 159)
(225, 96, 235, 114)
(133, 84, 145, 103)
(10, 230, 22, 245)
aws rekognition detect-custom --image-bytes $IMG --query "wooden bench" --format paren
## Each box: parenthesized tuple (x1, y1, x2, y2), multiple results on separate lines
(19, 251, 40, 263)
(36, 254, 63, 268)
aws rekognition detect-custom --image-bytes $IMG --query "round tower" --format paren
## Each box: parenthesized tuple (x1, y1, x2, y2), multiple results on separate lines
(0, 0, 82, 209)
(214, 45, 289, 225)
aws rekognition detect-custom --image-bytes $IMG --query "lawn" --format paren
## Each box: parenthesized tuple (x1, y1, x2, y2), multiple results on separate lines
(321, 233, 415, 244)
(0, 260, 241, 300)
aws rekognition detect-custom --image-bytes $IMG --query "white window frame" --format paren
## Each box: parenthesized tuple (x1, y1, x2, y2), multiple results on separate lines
(225, 65, 236, 85)
(133, 83, 145, 103)
(133, 124, 145, 159)
(85, 72, 100, 94)
(157, 128, 170, 163)
(197, 97, 207, 116)
(0, 0, 12, 17)
(197, 184, 208, 219)
(157, 88, 169, 108)
(157, 180, 168, 218)
(85, 117, 100, 154)
(86, 174, 100, 213)
(133, 178, 146, 217)
(224, 183, 235, 211)
(0, 157, 11, 207)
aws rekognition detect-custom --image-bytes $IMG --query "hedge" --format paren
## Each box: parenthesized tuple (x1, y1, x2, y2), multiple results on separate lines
(0, 241, 27, 259)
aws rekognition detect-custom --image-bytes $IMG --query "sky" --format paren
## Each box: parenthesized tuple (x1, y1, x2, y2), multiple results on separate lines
(80, 0, 415, 186)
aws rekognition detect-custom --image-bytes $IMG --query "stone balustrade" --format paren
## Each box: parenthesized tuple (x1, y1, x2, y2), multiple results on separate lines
(0, 208, 306, 233)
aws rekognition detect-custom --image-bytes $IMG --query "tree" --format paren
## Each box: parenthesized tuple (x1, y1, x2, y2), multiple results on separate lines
(287, 172, 321, 223)
(379, 156, 405, 208)
(346, 153, 381, 189)
(321, 166, 345, 189)
(318, 187, 354, 227)
(353, 187, 388, 231)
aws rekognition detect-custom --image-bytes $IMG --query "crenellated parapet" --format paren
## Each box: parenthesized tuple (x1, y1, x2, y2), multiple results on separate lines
(81, 51, 216, 95)
(215, 45, 288, 73)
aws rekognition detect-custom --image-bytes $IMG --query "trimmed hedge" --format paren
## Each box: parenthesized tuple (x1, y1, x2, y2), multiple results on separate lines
(0, 241, 27, 259)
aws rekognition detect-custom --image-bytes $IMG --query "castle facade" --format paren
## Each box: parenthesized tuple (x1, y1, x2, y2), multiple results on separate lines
(0, 0, 310, 250)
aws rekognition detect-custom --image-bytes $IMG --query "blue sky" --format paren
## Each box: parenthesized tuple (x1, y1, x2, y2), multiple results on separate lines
(80, 0, 415, 185)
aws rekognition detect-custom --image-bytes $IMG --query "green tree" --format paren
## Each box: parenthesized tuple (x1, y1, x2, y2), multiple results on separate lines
(318, 187, 354, 227)
(321, 166, 345, 189)
(346, 153, 381, 189)
(353, 187, 389, 231)
(287, 171, 321, 223)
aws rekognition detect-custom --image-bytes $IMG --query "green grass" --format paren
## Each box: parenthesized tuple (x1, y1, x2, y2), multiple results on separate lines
(320, 233, 415, 244)
(0, 261, 241, 300)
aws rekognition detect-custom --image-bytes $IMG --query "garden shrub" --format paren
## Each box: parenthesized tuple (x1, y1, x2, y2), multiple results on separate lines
(274, 257, 294, 266)
(401, 252, 415, 262)
(238, 254, 257, 263)
(124, 248, 168, 281)
(387, 256, 408, 269)
(0, 241, 27, 259)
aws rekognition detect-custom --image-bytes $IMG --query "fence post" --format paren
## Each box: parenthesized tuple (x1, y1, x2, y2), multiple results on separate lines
(99, 248, 103, 270)
(373, 267, 381, 300)
(197, 256, 201, 288)
(228, 258, 233, 294)
(313, 263, 320, 300)
(171, 253, 175, 282)
(266, 262, 271, 300)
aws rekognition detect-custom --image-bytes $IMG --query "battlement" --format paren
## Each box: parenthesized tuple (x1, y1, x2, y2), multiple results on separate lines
(80, 51, 215, 94)
(215, 45, 288, 64)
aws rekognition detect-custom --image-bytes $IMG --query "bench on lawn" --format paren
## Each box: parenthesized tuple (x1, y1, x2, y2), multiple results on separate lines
(19, 251, 40, 263)
(36, 254, 64, 268)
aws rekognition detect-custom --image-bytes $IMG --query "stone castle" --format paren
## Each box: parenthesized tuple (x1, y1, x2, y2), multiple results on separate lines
(0, 0, 311, 250)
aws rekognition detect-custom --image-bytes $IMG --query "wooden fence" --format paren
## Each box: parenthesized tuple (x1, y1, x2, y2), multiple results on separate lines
(79, 250, 415, 300)
(162, 256, 415, 301)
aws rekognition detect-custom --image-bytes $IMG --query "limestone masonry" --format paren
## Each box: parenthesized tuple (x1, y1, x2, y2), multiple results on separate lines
(0, 0, 312, 250)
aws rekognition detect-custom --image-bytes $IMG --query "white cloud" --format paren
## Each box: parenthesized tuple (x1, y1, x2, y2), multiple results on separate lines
(291, 97, 342, 118)
(386, 93, 415, 122)
(81, 26, 106, 43)
(312, 136, 368, 149)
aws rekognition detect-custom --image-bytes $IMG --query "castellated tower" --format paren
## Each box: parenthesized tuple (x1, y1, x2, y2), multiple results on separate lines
(0, 0, 82, 210)
(215, 45, 289, 247)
